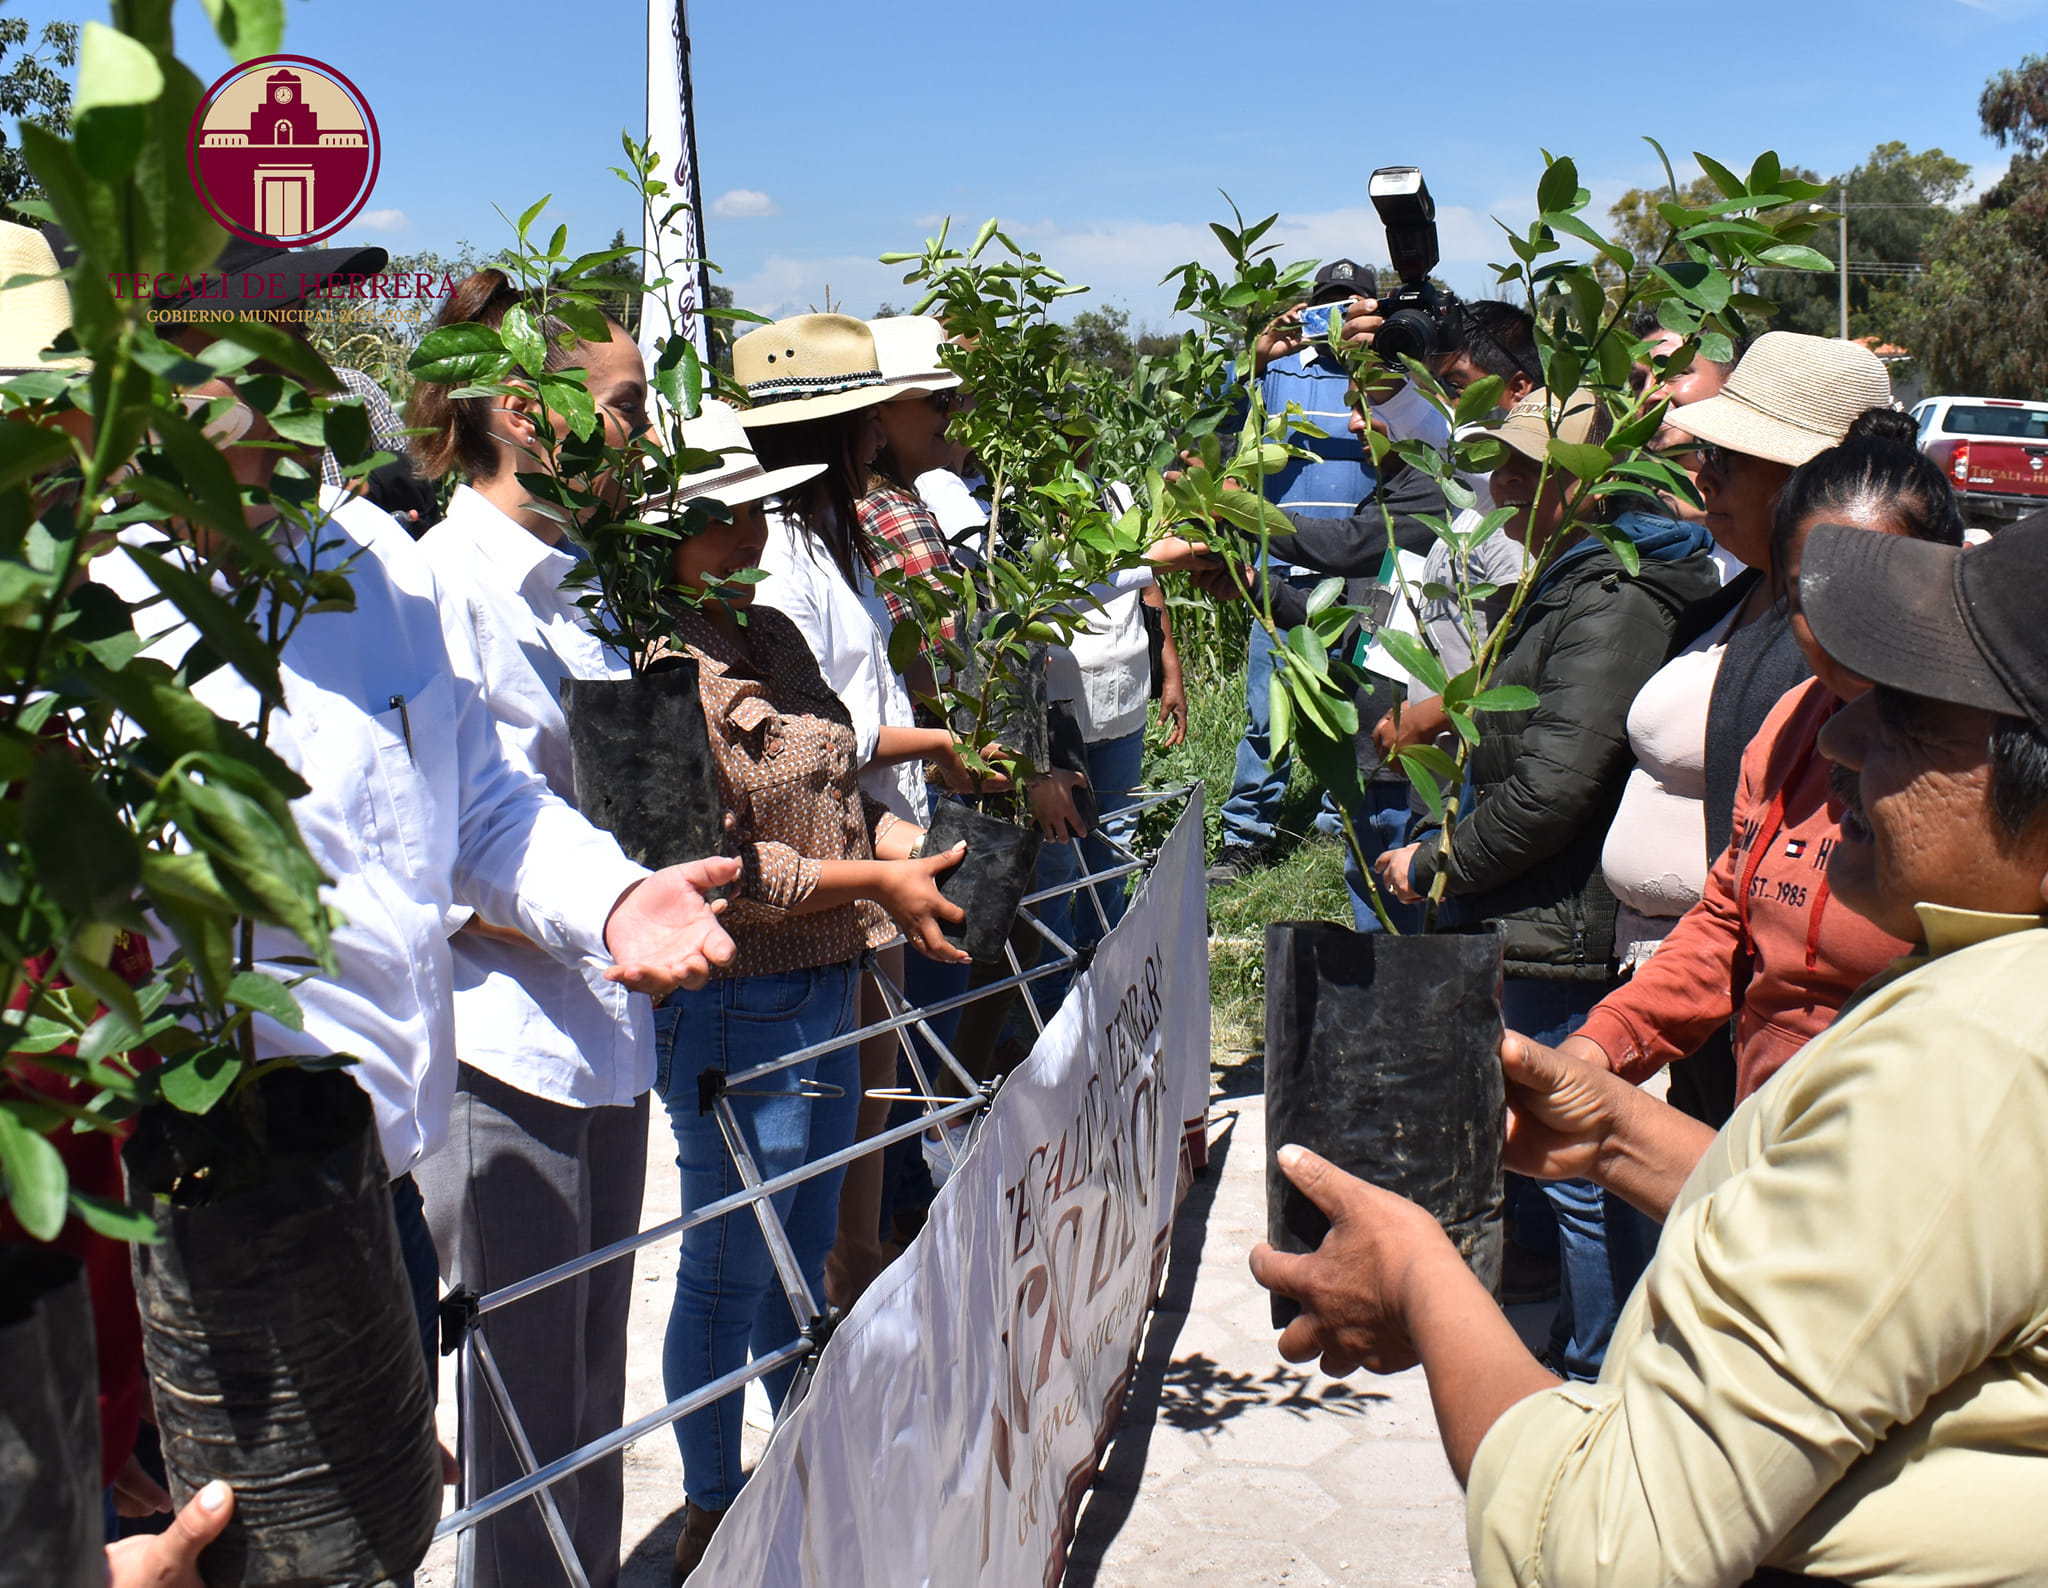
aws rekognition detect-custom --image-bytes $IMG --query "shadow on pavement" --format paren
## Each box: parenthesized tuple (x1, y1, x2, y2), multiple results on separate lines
(1063, 1107, 1238, 1587)
(1157, 1355, 1388, 1434)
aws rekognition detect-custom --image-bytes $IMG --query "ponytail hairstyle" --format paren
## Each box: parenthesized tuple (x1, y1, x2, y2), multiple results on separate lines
(408, 269, 622, 481)
(1769, 405, 1965, 598)
(746, 409, 879, 587)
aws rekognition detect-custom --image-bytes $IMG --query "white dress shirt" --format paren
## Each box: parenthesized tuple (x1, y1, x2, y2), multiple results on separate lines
(417, 485, 654, 1109)
(753, 508, 927, 824)
(102, 490, 646, 1177)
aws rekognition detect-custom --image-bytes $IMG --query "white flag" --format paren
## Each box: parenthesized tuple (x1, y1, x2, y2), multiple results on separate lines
(642, 0, 709, 369)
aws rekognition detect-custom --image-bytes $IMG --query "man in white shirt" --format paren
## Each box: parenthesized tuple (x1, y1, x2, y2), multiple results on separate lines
(142, 309, 737, 1375)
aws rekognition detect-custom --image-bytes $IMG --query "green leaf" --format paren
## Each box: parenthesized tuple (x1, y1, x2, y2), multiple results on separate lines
(1755, 243, 1832, 272)
(516, 194, 553, 241)
(500, 304, 548, 377)
(1469, 685, 1540, 713)
(198, 0, 284, 61)
(124, 545, 283, 708)
(409, 324, 511, 385)
(1304, 577, 1344, 618)
(1546, 438, 1614, 485)
(84, 662, 306, 798)
(73, 23, 164, 114)
(1453, 375, 1505, 428)
(23, 752, 141, 922)
(227, 970, 303, 1032)
(68, 1189, 158, 1244)
(156, 1044, 243, 1114)
(1266, 669, 1290, 764)
(147, 408, 246, 538)
(0, 1107, 67, 1240)
(203, 316, 336, 391)
(1694, 152, 1747, 200)
(0, 423, 75, 492)
(1536, 156, 1580, 218)
(1397, 752, 1445, 824)
(1374, 629, 1449, 696)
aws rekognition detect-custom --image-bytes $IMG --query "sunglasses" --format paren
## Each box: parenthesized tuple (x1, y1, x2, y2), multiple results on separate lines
(925, 389, 962, 416)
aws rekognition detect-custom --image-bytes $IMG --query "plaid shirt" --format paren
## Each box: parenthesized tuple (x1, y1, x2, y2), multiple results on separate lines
(860, 483, 955, 631)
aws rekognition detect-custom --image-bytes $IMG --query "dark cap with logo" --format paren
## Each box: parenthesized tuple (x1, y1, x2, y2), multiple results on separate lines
(1800, 516, 2048, 738)
(1309, 258, 1373, 305)
(155, 235, 390, 312)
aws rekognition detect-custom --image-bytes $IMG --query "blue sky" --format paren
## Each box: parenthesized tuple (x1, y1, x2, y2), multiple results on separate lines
(18, 0, 2048, 325)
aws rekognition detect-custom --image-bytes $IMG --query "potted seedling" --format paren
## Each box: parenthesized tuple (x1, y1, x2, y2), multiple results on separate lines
(1147, 153, 1832, 1300)
(878, 223, 1155, 962)
(405, 167, 763, 886)
(0, 8, 492, 1581)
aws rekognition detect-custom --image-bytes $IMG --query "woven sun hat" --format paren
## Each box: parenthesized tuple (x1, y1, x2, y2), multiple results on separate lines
(1667, 331, 1893, 468)
(1494, 386, 1604, 463)
(732, 313, 928, 427)
(649, 399, 824, 518)
(0, 221, 86, 375)
(867, 314, 963, 395)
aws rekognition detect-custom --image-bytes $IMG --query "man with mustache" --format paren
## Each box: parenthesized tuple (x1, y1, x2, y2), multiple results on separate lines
(1253, 516, 2048, 1585)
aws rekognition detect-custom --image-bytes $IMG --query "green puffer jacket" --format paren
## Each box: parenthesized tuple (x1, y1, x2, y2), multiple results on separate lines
(1407, 537, 1723, 979)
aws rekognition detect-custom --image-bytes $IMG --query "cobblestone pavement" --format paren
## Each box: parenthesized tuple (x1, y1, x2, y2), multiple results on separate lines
(422, 1058, 1481, 1586)
(1061, 1064, 1476, 1588)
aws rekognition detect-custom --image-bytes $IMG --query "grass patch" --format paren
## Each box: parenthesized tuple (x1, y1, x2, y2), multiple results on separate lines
(1140, 659, 1352, 1057)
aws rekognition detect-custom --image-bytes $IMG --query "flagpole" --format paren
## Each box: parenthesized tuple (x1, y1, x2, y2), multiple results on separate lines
(643, 0, 710, 370)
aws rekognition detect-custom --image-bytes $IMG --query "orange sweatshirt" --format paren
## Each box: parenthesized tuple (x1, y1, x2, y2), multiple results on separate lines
(1577, 677, 1911, 1101)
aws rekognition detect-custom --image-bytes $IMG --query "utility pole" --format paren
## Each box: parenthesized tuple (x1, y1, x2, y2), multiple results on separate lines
(1839, 185, 1850, 341)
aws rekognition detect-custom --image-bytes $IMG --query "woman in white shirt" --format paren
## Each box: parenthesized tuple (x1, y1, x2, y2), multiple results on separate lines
(730, 316, 984, 1305)
(406, 269, 661, 1588)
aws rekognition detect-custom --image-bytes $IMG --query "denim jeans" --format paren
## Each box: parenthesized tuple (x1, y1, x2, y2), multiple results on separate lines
(877, 950, 972, 1238)
(1033, 730, 1146, 1017)
(1500, 975, 1657, 1382)
(653, 960, 861, 1510)
(389, 1173, 440, 1382)
(1220, 623, 1291, 850)
(1341, 781, 1424, 935)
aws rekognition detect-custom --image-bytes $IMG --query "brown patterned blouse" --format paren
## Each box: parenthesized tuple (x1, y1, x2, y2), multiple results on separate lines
(666, 603, 900, 980)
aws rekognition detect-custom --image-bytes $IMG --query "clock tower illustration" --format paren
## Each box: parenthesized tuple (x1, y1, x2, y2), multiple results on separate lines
(188, 56, 380, 245)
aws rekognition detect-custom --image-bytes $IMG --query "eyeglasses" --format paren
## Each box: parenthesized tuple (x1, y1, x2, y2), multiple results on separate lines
(1693, 441, 1731, 473)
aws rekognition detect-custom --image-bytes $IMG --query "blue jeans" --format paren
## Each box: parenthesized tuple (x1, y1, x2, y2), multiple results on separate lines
(1500, 976, 1657, 1382)
(390, 1173, 440, 1383)
(653, 960, 861, 1510)
(1341, 781, 1423, 935)
(878, 950, 972, 1236)
(1034, 730, 1146, 1014)
(1220, 624, 1291, 850)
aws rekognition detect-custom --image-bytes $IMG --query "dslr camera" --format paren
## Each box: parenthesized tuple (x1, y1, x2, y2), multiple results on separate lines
(1365, 166, 1466, 367)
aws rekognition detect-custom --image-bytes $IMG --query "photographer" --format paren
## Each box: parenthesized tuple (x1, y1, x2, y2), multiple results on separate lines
(1211, 259, 1419, 886)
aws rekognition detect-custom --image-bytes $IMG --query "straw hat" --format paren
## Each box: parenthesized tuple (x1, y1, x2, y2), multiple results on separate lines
(867, 314, 963, 394)
(0, 222, 86, 374)
(1668, 331, 1893, 467)
(648, 399, 824, 518)
(1494, 387, 1605, 462)
(732, 313, 929, 428)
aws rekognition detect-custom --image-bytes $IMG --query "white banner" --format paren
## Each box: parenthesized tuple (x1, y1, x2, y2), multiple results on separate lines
(692, 792, 1212, 1586)
(642, 0, 709, 367)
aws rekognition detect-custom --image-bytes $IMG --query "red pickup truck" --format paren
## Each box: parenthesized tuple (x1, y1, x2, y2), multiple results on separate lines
(1913, 396, 2048, 526)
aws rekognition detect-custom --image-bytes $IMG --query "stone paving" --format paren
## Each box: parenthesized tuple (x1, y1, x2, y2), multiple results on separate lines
(421, 1056, 1482, 1586)
(1062, 1064, 1475, 1588)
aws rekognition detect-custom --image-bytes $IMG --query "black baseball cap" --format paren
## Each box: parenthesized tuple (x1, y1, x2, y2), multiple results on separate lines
(1801, 517, 2048, 738)
(1309, 258, 1372, 305)
(156, 235, 390, 311)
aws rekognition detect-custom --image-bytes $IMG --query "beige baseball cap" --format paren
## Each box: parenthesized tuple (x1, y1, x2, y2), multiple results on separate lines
(1669, 331, 1893, 467)
(1494, 387, 1605, 462)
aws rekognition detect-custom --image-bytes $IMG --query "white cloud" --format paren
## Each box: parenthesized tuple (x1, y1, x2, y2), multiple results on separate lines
(712, 188, 780, 219)
(724, 252, 907, 320)
(351, 208, 410, 233)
